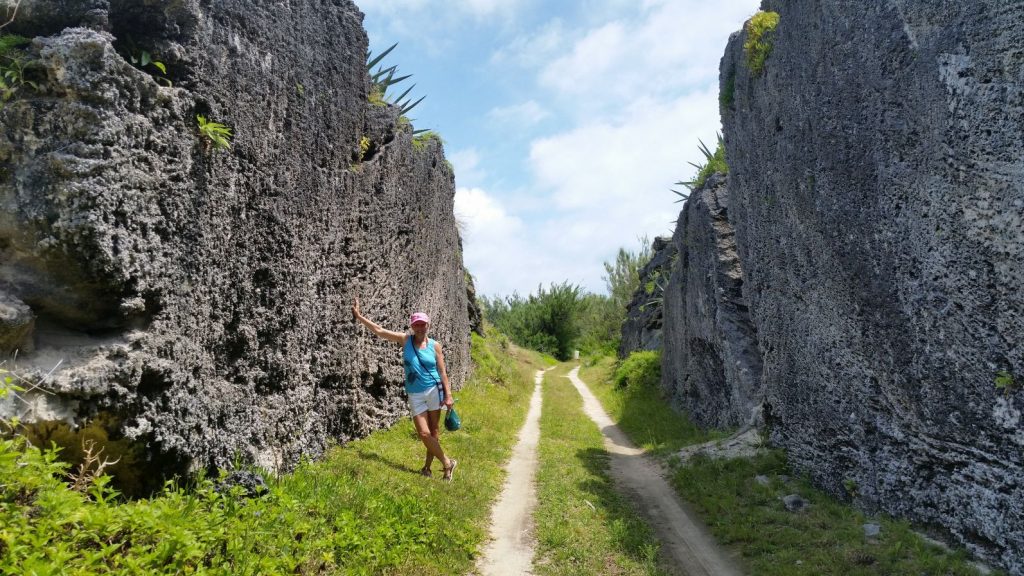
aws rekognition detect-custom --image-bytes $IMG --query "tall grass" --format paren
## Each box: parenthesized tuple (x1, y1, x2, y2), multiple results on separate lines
(0, 334, 545, 575)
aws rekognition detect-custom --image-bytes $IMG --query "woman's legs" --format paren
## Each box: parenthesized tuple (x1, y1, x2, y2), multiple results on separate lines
(422, 409, 442, 472)
(412, 411, 450, 472)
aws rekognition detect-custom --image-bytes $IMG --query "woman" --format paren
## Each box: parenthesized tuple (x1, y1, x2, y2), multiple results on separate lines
(352, 297, 458, 481)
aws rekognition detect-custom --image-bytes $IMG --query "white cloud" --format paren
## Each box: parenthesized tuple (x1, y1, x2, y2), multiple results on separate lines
(489, 19, 566, 68)
(538, 0, 757, 113)
(487, 100, 550, 127)
(519, 84, 723, 293)
(449, 148, 486, 188)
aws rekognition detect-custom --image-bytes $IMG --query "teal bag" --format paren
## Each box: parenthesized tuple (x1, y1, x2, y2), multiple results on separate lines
(444, 404, 461, 431)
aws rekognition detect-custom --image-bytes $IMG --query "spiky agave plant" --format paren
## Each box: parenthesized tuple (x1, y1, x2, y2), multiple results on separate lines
(671, 133, 727, 201)
(366, 42, 426, 115)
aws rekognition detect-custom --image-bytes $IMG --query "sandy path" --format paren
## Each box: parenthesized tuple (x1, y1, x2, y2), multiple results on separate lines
(477, 369, 547, 576)
(567, 367, 744, 576)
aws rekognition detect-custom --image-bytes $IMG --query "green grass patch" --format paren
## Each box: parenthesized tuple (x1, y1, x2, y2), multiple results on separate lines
(580, 354, 724, 457)
(671, 451, 1000, 575)
(0, 335, 544, 575)
(743, 11, 780, 76)
(533, 363, 666, 575)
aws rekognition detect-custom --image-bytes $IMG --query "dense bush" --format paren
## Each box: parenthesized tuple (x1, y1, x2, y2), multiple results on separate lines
(613, 350, 661, 389)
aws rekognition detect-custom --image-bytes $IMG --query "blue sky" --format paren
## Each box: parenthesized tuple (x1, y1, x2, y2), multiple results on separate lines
(359, 0, 762, 298)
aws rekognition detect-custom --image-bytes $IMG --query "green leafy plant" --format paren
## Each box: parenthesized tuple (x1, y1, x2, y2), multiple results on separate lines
(0, 33, 38, 104)
(128, 48, 171, 86)
(366, 43, 425, 115)
(359, 135, 370, 161)
(672, 133, 728, 200)
(995, 370, 1018, 396)
(743, 11, 780, 76)
(196, 114, 232, 151)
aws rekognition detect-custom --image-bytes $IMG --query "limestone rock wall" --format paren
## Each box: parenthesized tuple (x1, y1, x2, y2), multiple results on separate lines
(0, 0, 470, 487)
(717, 0, 1024, 569)
(660, 174, 763, 430)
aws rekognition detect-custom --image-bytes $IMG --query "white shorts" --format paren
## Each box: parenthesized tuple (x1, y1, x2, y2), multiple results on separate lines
(408, 385, 441, 417)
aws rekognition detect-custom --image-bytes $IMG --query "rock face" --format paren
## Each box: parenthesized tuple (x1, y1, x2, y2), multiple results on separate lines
(619, 236, 674, 357)
(655, 0, 1023, 570)
(660, 174, 762, 429)
(0, 0, 470, 490)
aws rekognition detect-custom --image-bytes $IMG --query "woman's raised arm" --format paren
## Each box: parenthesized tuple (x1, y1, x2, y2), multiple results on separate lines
(352, 297, 406, 344)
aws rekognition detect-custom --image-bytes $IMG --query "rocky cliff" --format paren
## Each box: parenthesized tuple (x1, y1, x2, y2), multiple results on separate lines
(0, 0, 470, 491)
(653, 0, 1024, 570)
(661, 174, 762, 429)
(618, 236, 673, 358)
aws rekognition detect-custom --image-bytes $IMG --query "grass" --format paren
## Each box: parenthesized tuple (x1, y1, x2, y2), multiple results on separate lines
(0, 334, 547, 575)
(672, 452, 999, 575)
(580, 352, 1001, 576)
(532, 363, 666, 575)
(579, 354, 724, 457)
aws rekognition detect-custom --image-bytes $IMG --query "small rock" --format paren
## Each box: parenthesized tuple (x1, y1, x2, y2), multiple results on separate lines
(755, 474, 771, 486)
(863, 523, 881, 538)
(782, 493, 808, 512)
(216, 470, 269, 498)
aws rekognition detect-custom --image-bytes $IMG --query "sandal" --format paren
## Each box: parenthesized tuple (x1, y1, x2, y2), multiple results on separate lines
(419, 466, 433, 478)
(443, 459, 458, 482)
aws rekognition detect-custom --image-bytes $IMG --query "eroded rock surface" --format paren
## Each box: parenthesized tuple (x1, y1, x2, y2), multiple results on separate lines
(619, 236, 674, 357)
(0, 0, 470, 489)
(660, 174, 762, 429)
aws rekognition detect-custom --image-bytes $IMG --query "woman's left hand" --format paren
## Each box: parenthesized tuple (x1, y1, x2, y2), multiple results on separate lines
(444, 394, 454, 409)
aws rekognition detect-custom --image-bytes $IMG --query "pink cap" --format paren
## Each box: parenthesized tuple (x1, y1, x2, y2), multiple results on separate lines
(409, 312, 430, 326)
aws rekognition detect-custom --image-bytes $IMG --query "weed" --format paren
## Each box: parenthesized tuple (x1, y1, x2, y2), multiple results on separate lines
(66, 438, 121, 495)
(673, 133, 728, 198)
(359, 135, 370, 161)
(128, 48, 171, 86)
(995, 370, 1018, 396)
(196, 114, 232, 151)
(743, 11, 780, 76)
(412, 130, 442, 151)
(0, 33, 39, 105)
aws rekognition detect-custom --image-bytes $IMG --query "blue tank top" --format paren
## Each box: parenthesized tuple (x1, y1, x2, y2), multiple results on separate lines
(403, 336, 440, 393)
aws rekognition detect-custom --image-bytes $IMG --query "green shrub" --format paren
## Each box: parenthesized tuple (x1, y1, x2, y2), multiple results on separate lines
(743, 11, 780, 76)
(613, 350, 660, 389)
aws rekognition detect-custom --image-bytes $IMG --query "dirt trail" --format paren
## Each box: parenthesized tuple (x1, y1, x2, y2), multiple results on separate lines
(567, 367, 744, 576)
(477, 369, 547, 576)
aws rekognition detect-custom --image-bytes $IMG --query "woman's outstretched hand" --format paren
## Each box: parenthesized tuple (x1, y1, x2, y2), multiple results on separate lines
(352, 297, 361, 321)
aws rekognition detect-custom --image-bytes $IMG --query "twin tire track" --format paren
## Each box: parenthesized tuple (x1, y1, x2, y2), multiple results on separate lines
(477, 366, 742, 576)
